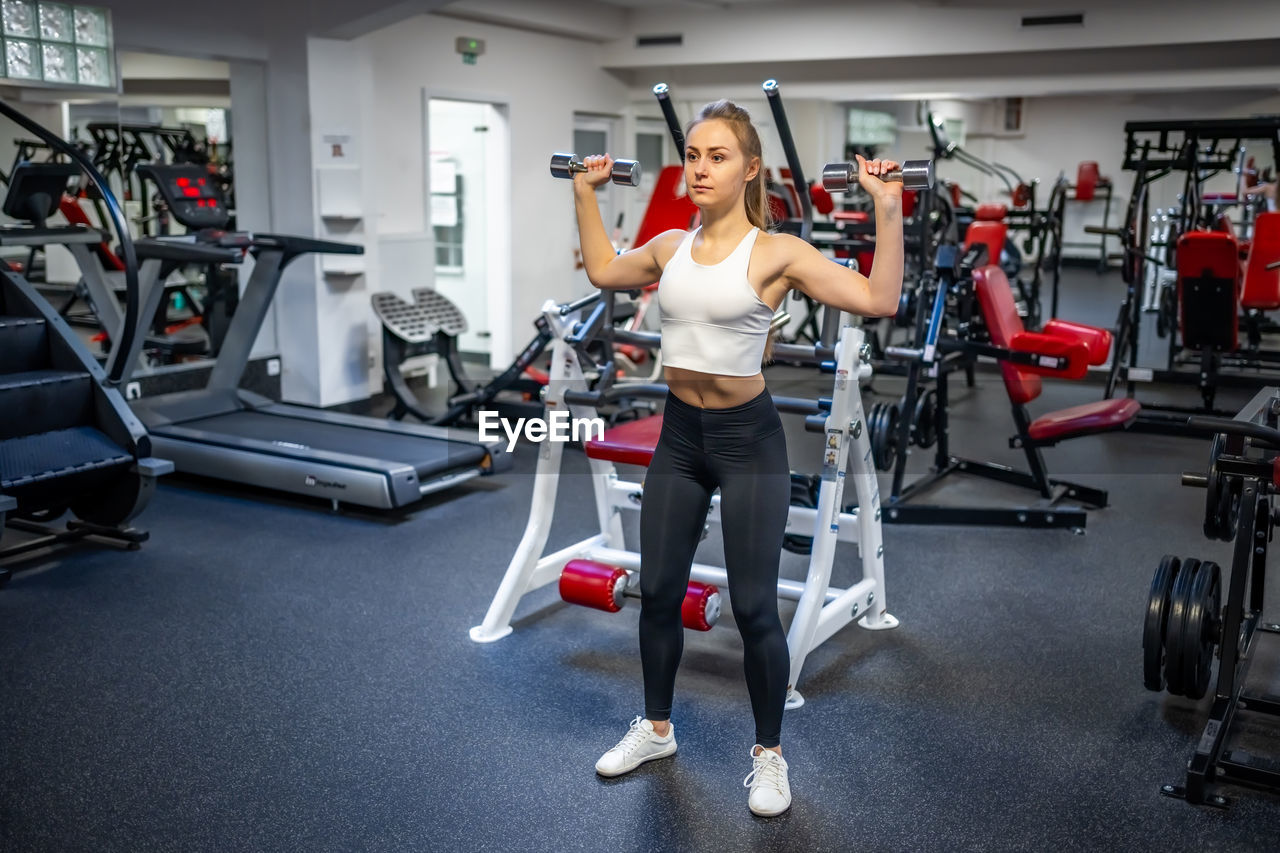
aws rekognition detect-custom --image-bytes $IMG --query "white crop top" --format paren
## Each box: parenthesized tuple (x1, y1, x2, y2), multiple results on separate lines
(657, 227, 775, 377)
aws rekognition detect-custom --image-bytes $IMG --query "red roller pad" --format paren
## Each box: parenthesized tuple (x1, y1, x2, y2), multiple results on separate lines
(974, 203, 1008, 221)
(1041, 319, 1112, 365)
(585, 414, 663, 466)
(560, 560, 628, 612)
(681, 581, 721, 631)
(1027, 398, 1140, 443)
(833, 211, 869, 224)
(1008, 331, 1090, 380)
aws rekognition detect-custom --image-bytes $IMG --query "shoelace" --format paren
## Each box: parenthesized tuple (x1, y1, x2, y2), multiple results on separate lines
(612, 716, 653, 756)
(743, 748, 787, 793)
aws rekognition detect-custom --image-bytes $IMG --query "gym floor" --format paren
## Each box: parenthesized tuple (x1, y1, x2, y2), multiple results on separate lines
(3, 267, 1279, 851)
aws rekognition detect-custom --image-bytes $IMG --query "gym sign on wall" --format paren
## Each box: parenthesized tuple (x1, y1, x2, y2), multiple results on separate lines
(456, 36, 484, 65)
(477, 409, 605, 453)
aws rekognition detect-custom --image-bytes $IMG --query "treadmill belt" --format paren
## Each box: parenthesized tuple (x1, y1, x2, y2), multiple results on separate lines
(176, 410, 487, 479)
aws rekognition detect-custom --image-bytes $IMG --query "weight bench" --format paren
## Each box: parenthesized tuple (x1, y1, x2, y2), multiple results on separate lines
(970, 264, 1139, 507)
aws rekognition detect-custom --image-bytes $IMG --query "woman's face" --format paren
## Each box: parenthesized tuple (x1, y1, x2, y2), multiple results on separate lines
(684, 119, 759, 209)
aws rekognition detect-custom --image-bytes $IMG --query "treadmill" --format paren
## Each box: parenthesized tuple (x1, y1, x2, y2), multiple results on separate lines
(110, 163, 508, 510)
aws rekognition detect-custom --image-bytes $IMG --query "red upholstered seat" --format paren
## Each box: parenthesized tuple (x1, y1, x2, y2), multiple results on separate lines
(974, 203, 1008, 221)
(965, 220, 1008, 270)
(1178, 230, 1240, 351)
(585, 415, 664, 466)
(834, 211, 870, 223)
(809, 182, 834, 215)
(1242, 212, 1280, 310)
(1028, 398, 1140, 442)
(1073, 161, 1103, 202)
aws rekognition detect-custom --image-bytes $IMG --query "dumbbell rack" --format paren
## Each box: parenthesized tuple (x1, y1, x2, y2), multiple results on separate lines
(1144, 387, 1280, 807)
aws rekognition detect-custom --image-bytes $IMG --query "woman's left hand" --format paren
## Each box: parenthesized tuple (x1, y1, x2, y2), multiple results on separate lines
(855, 154, 904, 204)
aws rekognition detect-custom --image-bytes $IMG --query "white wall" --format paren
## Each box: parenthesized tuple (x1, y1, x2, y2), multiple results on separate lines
(359, 13, 630, 367)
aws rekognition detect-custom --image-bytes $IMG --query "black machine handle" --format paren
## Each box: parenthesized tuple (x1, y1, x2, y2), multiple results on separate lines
(0, 100, 140, 386)
(252, 234, 363, 256)
(652, 83, 686, 158)
(762, 79, 813, 243)
(1186, 415, 1280, 449)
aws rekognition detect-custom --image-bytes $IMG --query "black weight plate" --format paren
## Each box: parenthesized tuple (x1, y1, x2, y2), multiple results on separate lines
(1164, 557, 1201, 697)
(1203, 434, 1227, 541)
(914, 389, 938, 449)
(869, 403, 890, 471)
(1182, 560, 1222, 701)
(1142, 555, 1181, 692)
(782, 472, 821, 555)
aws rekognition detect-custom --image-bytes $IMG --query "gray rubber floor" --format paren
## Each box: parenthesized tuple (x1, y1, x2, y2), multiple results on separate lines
(3, 267, 1279, 851)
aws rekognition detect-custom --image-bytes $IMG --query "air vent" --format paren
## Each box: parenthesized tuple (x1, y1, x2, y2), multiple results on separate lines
(1021, 13, 1084, 27)
(636, 34, 683, 47)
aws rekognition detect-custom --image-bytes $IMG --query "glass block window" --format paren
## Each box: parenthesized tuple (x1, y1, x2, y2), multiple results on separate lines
(38, 2, 70, 41)
(0, 4, 112, 85)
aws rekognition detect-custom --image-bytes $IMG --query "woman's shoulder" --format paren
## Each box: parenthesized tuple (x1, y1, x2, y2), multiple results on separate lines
(753, 229, 809, 263)
(647, 228, 692, 268)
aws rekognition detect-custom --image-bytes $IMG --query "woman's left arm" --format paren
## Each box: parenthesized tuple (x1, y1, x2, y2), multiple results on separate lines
(783, 155, 905, 318)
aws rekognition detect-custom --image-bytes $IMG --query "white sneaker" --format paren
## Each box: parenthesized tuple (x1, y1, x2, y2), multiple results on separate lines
(595, 716, 677, 777)
(744, 746, 791, 817)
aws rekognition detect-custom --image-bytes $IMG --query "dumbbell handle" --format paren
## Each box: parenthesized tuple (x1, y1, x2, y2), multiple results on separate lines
(550, 152, 641, 187)
(822, 159, 935, 191)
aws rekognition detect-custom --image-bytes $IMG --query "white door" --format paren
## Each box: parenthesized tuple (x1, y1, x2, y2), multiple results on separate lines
(429, 98, 508, 358)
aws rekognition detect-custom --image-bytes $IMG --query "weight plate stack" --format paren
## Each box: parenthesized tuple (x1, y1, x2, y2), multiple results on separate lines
(1142, 555, 1182, 692)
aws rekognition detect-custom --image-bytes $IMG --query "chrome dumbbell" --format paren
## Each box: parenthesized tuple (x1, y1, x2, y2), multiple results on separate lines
(550, 152, 642, 187)
(822, 159, 935, 192)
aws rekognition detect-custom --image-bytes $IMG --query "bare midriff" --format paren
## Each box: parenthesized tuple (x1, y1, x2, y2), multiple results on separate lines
(664, 365, 767, 409)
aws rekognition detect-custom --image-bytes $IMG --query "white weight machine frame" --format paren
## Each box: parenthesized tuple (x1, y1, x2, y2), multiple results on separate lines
(470, 298, 898, 708)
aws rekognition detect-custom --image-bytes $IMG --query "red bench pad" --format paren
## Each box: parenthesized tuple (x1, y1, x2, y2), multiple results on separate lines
(585, 415, 664, 466)
(1242, 212, 1280, 310)
(1027, 398, 1140, 443)
(965, 221, 1008, 270)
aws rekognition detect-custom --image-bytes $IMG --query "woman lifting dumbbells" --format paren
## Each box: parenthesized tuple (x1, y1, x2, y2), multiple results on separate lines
(571, 99, 904, 817)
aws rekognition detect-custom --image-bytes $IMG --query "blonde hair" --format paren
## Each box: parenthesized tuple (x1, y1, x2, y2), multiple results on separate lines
(685, 100, 774, 233)
(687, 100, 782, 363)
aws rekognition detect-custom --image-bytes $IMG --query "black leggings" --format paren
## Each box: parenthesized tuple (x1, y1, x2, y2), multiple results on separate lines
(639, 389, 791, 748)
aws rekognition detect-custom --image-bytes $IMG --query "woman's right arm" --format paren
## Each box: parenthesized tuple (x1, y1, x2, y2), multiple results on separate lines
(574, 154, 674, 290)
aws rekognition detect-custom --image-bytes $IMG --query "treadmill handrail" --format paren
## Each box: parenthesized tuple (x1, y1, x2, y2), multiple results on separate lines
(0, 225, 104, 246)
(135, 237, 243, 265)
(249, 233, 364, 256)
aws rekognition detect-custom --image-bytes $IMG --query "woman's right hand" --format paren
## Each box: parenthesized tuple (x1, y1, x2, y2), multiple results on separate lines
(575, 154, 615, 190)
